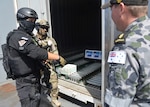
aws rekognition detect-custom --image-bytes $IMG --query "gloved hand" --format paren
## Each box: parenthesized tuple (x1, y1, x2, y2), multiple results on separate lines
(58, 56, 67, 66)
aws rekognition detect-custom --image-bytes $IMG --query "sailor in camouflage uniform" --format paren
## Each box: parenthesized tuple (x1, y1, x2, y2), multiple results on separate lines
(34, 19, 66, 107)
(101, 0, 150, 107)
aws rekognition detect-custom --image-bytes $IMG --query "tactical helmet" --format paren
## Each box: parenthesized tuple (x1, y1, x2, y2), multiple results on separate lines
(36, 19, 50, 27)
(17, 7, 38, 21)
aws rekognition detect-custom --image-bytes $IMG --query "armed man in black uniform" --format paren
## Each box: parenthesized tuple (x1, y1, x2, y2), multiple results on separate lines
(7, 7, 66, 107)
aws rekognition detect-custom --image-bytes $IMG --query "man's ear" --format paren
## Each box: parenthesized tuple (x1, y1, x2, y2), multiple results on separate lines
(119, 2, 126, 14)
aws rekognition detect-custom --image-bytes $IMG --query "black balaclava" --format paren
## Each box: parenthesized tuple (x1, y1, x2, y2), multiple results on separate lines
(19, 20, 35, 35)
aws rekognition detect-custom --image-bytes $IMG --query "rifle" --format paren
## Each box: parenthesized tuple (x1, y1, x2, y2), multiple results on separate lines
(40, 61, 52, 89)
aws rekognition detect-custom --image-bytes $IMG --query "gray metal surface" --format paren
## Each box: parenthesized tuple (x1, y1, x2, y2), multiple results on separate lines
(73, 59, 90, 68)
(0, 80, 20, 107)
(65, 53, 84, 62)
(0, 80, 91, 107)
(68, 62, 100, 82)
(86, 72, 101, 87)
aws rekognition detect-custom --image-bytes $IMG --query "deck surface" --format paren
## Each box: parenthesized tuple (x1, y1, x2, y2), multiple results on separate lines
(0, 80, 95, 107)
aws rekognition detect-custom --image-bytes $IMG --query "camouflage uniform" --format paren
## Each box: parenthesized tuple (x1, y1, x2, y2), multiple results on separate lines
(35, 19, 61, 107)
(105, 16, 150, 107)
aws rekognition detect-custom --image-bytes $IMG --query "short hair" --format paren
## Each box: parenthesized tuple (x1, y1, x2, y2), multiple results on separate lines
(127, 6, 148, 17)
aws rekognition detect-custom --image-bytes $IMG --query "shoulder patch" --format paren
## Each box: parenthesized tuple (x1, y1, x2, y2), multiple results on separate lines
(107, 51, 126, 64)
(18, 37, 28, 47)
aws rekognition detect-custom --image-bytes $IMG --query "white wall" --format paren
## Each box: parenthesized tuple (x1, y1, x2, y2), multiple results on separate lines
(16, 0, 49, 19)
(0, 0, 51, 83)
(0, 0, 17, 83)
(16, 0, 52, 36)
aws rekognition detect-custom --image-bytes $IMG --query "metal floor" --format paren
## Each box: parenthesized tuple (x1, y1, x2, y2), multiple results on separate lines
(0, 80, 94, 107)
(0, 80, 20, 107)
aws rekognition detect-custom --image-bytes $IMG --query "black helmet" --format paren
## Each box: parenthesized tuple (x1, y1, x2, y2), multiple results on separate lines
(17, 7, 38, 21)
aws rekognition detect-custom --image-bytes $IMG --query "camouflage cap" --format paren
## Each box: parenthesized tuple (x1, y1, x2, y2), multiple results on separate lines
(101, 0, 148, 9)
(36, 19, 49, 27)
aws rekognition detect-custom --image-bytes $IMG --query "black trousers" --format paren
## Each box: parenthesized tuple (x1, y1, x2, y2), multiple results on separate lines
(16, 77, 41, 107)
